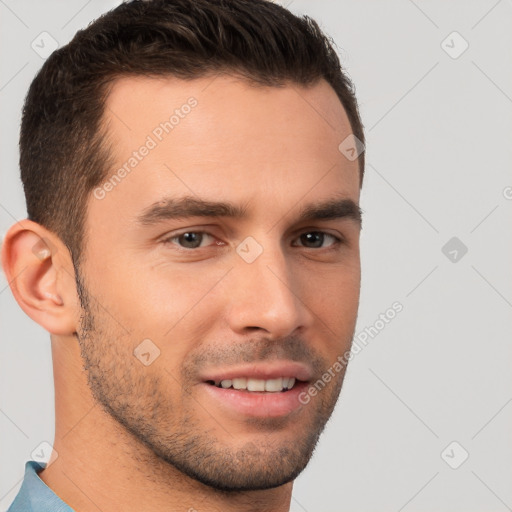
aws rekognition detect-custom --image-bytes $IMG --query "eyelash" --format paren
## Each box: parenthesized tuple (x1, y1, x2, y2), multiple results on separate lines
(161, 230, 343, 251)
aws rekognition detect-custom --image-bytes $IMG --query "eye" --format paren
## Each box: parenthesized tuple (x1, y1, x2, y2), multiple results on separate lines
(165, 231, 216, 249)
(293, 231, 341, 249)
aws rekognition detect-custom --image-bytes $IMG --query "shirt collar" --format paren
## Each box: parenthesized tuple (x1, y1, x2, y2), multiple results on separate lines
(8, 461, 74, 512)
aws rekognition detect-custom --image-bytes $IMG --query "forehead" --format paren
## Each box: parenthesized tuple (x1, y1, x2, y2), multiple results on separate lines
(104, 73, 351, 135)
(92, 74, 360, 227)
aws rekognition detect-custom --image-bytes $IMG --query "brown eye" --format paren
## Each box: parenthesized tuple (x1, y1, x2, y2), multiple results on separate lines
(178, 232, 204, 248)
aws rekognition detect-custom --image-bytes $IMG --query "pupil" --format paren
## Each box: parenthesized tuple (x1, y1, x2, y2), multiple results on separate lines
(302, 232, 323, 248)
(180, 232, 202, 248)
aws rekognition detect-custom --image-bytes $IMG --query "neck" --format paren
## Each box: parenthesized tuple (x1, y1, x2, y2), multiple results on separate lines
(39, 336, 293, 512)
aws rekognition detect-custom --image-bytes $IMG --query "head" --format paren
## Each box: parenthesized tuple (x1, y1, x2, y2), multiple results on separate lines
(4, 0, 364, 492)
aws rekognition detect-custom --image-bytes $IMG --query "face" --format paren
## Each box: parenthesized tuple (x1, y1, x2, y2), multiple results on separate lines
(76, 74, 361, 491)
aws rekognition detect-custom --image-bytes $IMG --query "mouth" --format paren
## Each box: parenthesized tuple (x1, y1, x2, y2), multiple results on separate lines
(205, 376, 298, 393)
(199, 362, 312, 418)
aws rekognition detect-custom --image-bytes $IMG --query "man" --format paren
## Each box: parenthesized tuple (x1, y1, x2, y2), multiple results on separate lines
(2, 0, 365, 510)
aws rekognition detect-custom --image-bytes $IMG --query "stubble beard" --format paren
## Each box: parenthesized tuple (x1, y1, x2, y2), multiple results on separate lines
(73, 267, 350, 491)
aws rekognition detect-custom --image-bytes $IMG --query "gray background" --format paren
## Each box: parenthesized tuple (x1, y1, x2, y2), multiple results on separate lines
(1, 1, 511, 511)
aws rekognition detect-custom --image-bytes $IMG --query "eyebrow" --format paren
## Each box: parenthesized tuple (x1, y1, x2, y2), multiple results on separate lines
(137, 195, 362, 227)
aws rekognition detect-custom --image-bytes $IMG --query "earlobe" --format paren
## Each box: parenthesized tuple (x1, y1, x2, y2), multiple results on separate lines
(1, 220, 78, 336)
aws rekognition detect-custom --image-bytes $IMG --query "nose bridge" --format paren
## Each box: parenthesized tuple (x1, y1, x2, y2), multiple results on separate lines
(227, 235, 311, 336)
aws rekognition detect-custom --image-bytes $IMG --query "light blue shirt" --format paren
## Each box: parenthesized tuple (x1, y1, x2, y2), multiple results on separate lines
(7, 461, 74, 512)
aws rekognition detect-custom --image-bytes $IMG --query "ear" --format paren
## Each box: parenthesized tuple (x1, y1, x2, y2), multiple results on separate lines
(1, 219, 79, 335)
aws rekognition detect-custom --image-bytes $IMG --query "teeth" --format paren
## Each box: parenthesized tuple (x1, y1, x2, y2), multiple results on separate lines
(216, 377, 296, 392)
(247, 378, 265, 392)
(265, 378, 283, 392)
(232, 378, 247, 390)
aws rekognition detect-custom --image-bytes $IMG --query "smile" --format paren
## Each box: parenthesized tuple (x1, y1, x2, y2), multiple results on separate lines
(206, 377, 297, 392)
(200, 362, 313, 418)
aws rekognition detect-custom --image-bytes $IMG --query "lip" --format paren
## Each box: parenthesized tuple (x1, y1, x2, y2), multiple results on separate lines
(200, 380, 309, 418)
(200, 361, 314, 383)
(198, 361, 313, 418)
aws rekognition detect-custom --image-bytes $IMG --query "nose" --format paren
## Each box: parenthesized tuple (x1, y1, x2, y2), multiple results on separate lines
(225, 239, 313, 339)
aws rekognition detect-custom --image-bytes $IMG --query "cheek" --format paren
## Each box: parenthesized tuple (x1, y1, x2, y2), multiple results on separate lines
(306, 265, 360, 346)
(83, 258, 230, 375)
(89, 256, 225, 325)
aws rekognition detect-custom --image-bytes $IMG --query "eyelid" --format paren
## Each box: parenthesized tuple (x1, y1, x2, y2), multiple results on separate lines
(161, 229, 219, 248)
(160, 228, 344, 252)
(291, 231, 343, 248)
(289, 223, 345, 240)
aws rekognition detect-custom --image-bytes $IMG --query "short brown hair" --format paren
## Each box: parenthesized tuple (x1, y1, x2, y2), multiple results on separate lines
(20, 0, 365, 266)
